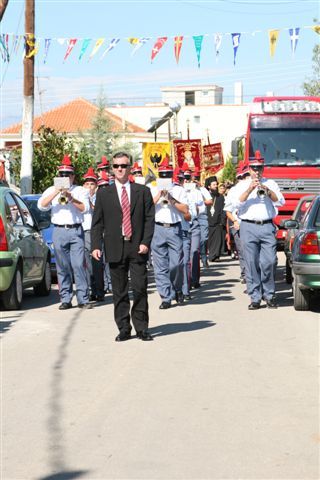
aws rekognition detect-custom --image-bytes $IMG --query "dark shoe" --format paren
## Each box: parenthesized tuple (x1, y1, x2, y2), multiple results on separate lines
(240, 278, 246, 284)
(89, 294, 96, 301)
(78, 303, 93, 310)
(136, 330, 153, 341)
(96, 295, 105, 302)
(175, 291, 184, 304)
(59, 302, 72, 310)
(248, 302, 261, 310)
(191, 282, 200, 290)
(184, 294, 192, 301)
(266, 296, 278, 309)
(159, 301, 171, 310)
(115, 331, 131, 342)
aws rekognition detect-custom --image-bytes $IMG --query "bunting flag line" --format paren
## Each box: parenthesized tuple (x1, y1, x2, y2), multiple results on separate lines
(193, 35, 203, 68)
(312, 25, 320, 34)
(25, 33, 39, 58)
(78, 38, 91, 61)
(57, 38, 66, 46)
(63, 38, 77, 62)
(100, 38, 120, 59)
(231, 33, 241, 66)
(268, 29, 279, 57)
(214, 33, 222, 60)
(89, 37, 104, 60)
(151, 37, 167, 62)
(0, 35, 9, 62)
(13, 34, 22, 54)
(43, 38, 51, 64)
(289, 27, 300, 56)
(129, 37, 150, 56)
(174, 36, 183, 64)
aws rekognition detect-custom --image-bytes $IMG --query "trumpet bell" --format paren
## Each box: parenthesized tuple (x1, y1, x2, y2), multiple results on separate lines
(58, 194, 69, 205)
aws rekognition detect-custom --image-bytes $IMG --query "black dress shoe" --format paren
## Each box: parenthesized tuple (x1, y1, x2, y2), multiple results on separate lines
(175, 291, 184, 304)
(78, 303, 93, 309)
(115, 331, 131, 342)
(248, 302, 261, 310)
(136, 330, 153, 341)
(96, 295, 105, 302)
(89, 294, 97, 301)
(184, 294, 192, 301)
(266, 297, 278, 309)
(59, 302, 72, 310)
(159, 301, 171, 310)
(191, 282, 201, 290)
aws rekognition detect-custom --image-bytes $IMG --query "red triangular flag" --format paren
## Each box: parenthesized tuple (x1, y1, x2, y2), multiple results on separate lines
(151, 37, 168, 62)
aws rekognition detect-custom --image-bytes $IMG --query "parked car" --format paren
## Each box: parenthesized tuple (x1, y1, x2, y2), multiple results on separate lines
(0, 183, 52, 310)
(284, 195, 320, 311)
(22, 194, 56, 278)
(283, 195, 315, 283)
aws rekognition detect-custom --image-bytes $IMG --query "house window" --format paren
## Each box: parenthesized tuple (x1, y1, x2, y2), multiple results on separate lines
(194, 116, 200, 124)
(185, 91, 195, 106)
(202, 90, 209, 96)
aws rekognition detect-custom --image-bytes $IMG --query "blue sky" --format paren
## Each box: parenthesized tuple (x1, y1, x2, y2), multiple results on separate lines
(0, 0, 319, 127)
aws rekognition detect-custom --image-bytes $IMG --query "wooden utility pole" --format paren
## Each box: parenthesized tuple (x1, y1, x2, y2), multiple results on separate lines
(0, 0, 9, 21)
(20, 0, 35, 194)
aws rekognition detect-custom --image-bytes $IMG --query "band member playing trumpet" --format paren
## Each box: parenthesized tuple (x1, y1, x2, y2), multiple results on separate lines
(37, 155, 91, 310)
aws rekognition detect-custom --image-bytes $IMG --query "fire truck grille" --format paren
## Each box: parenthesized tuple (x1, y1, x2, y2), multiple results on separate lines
(273, 178, 320, 194)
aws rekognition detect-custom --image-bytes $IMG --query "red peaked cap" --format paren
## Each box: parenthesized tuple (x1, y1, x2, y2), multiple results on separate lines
(248, 150, 265, 167)
(181, 162, 192, 175)
(173, 167, 184, 184)
(83, 167, 98, 182)
(131, 161, 142, 173)
(97, 170, 109, 186)
(158, 158, 174, 172)
(58, 155, 74, 173)
(97, 156, 110, 170)
(236, 161, 244, 177)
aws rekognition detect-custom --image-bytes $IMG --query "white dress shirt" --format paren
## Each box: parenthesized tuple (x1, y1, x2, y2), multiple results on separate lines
(37, 185, 90, 225)
(115, 179, 131, 204)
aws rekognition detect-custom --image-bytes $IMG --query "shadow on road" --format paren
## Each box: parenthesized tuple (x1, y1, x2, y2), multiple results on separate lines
(149, 320, 216, 337)
(38, 309, 91, 480)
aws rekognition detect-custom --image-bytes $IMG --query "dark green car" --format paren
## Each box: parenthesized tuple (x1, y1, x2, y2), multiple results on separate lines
(284, 195, 320, 311)
(0, 183, 52, 310)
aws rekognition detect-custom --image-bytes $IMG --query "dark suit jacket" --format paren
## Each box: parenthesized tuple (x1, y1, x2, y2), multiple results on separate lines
(91, 182, 155, 263)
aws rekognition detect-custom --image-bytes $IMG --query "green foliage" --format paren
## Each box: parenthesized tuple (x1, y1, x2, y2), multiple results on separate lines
(302, 20, 320, 96)
(220, 154, 237, 184)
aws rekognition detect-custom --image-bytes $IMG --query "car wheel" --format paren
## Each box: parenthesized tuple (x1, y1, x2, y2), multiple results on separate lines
(33, 259, 52, 296)
(293, 275, 310, 311)
(285, 258, 293, 284)
(1, 266, 23, 310)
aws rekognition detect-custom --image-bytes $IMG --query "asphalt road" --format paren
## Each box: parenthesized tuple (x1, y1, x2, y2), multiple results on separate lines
(1, 253, 319, 480)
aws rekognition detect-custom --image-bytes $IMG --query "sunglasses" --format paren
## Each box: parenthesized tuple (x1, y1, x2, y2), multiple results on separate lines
(59, 172, 73, 177)
(113, 164, 130, 169)
(250, 166, 264, 171)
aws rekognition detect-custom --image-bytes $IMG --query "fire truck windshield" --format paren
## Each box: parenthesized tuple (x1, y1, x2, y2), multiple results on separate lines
(249, 116, 320, 167)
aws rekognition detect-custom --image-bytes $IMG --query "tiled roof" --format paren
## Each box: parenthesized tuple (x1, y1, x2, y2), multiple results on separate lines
(1, 98, 145, 134)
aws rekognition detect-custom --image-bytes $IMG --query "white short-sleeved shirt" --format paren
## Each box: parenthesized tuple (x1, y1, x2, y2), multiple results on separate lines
(37, 184, 90, 225)
(82, 192, 96, 231)
(151, 184, 188, 224)
(231, 177, 285, 221)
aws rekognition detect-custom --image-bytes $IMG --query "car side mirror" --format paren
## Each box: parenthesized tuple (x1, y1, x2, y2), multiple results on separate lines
(283, 219, 299, 229)
(37, 219, 51, 230)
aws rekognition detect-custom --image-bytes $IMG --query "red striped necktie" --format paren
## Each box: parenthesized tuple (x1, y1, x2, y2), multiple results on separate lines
(121, 186, 132, 238)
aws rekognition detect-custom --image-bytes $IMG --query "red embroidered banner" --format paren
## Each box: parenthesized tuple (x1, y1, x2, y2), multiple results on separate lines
(202, 143, 224, 175)
(172, 139, 202, 169)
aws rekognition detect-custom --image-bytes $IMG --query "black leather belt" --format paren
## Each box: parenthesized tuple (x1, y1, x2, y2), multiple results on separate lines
(156, 221, 180, 228)
(53, 223, 81, 229)
(241, 219, 273, 225)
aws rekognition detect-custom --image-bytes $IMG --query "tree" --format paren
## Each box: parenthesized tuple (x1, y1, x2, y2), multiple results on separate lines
(220, 155, 237, 185)
(302, 22, 320, 96)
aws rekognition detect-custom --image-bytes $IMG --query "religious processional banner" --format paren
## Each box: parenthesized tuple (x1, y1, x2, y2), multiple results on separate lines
(172, 139, 202, 169)
(142, 142, 171, 181)
(202, 143, 224, 176)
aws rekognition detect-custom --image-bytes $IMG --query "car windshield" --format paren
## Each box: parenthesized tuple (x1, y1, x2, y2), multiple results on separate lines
(249, 116, 320, 166)
(295, 200, 313, 223)
(25, 199, 52, 225)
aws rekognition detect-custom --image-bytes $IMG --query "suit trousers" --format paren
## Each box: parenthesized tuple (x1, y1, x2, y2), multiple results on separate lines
(109, 241, 149, 334)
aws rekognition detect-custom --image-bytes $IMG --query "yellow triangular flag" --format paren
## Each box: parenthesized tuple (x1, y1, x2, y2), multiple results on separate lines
(312, 25, 320, 35)
(25, 33, 40, 58)
(89, 38, 105, 59)
(268, 29, 279, 57)
(128, 37, 139, 45)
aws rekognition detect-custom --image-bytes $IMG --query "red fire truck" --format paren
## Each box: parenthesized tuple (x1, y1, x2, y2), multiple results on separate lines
(232, 96, 320, 247)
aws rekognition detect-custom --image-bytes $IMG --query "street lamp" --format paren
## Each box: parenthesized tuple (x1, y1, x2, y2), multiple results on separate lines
(147, 102, 181, 142)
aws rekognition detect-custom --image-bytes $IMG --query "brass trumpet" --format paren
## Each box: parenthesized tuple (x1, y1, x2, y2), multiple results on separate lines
(58, 190, 69, 205)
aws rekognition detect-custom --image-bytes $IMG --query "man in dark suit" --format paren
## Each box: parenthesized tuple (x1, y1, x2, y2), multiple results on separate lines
(91, 152, 155, 342)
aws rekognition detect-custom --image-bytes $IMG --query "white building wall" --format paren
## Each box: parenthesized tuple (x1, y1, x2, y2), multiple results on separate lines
(107, 103, 250, 160)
